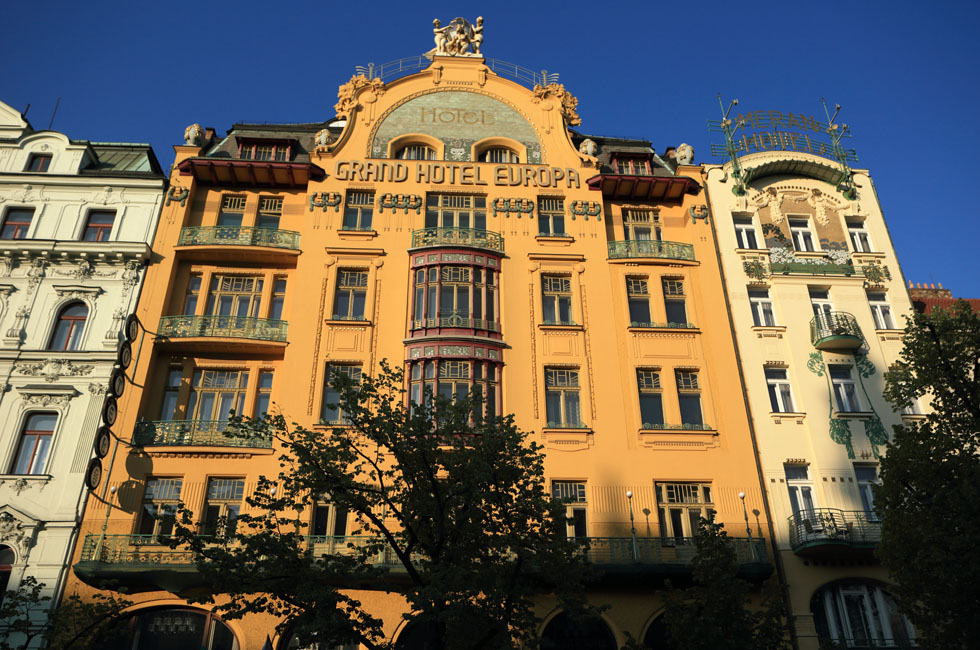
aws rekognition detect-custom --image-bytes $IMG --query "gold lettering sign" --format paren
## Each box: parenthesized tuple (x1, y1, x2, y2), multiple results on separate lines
(420, 108, 496, 125)
(334, 161, 580, 189)
(708, 108, 857, 162)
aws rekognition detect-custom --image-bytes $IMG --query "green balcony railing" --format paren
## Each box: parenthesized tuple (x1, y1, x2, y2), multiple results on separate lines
(585, 536, 766, 566)
(810, 311, 863, 350)
(607, 240, 695, 261)
(133, 420, 272, 449)
(640, 423, 714, 431)
(178, 226, 300, 250)
(770, 261, 856, 276)
(411, 310, 501, 332)
(159, 315, 288, 342)
(788, 508, 881, 553)
(411, 227, 504, 252)
(629, 321, 696, 329)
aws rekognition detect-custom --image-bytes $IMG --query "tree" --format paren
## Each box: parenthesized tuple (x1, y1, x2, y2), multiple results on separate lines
(660, 520, 790, 650)
(0, 577, 131, 650)
(880, 299, 980, 649)
(170, 361, 593, 650)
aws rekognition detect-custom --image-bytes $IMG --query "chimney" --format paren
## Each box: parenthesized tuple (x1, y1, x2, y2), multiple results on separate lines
(909, 282, 954, 300)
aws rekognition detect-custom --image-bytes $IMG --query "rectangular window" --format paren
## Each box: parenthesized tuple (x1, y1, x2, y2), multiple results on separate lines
(545, 368, 582, 428)
(439, 266, 471, 319)
(830, 366, 862, 412)
(809, 288, 833, 320)
(538, 197, 566, 236)
(663, 279, 688, 326)
(656, 482, 714, 542)
(867, 292, 895, 330)
(848, 220, 873, 253)
(552, 480, 587, 538)
(342, 192, 374, 230)
(217, 195, 246, 228)
(675, 370, 703, 426)
(188, 369, 249, 422)
(256, 197, 282, 230)
(25, 154, 52, 172)
(159, 367, 184, 420)
(624, 209, 659, 241)
(10, 413, 57, 475)
(734, 217, 759, 249)
(321, 364, 362, 424)
(785, 465, 817, 520)
(254, 371, 273, 418)
(409, 360, 499, 417)
(206, 275, 263, 319)
(636, 369, 664, 427)
(183, 275, 202, 315)
(854, 465, 879, 520)
(332, 270, 368, 320)
(765, 368, 796, 413)
(749, 288, 776, 326)
(541, 275, 573, 325)
(137, 478, 182, 539)
(270, 278, 287, 321)
(82, 210, 115, 242)
(202, 478, 245, 537)
(438, 360, 471, 402)
(616, 159, 651, 175)
(627, 278, 652, 326)
(312, 502, 349, 537)
(789, 218, 816, 252)
(425, 194, 487, 230)
(1, 208, 33, 239)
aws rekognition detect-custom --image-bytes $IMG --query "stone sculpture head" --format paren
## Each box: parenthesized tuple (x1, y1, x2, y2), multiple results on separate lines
(675, 143, 694, 165)
(578, 139, 598, 157)
(183, 124, 204, 147)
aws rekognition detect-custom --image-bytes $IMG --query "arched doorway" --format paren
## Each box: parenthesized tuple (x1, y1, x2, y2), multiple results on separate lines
(540, 612, 616, 650)
(102, 607, 239, 650)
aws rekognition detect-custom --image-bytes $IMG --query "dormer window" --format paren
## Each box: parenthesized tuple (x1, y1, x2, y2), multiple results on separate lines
(615, 158, 651, 175)
(25, 154, 52, 172)
(482, 147, 519, 163)
(238, 139, 291, 162)
(396, 144, 437, 160)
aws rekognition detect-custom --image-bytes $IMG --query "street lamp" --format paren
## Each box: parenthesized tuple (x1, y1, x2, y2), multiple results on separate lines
(95, 485, 118, 560)
(626, 490, 638, 561)
(739, 491, 757, 562)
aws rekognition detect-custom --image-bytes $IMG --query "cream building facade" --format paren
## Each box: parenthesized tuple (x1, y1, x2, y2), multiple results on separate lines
(704, 150, 920, 649)
(0, 100, 165, 633)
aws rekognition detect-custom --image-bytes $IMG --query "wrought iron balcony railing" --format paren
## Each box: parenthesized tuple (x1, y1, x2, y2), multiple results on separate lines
(412, 311, 501, 332)
(770, 261, 856, 276)
(159, 315, 288, 342)
(178, 226, 300, 250)
(133, 420, 272, 449)
(810, 311, 863, 350)
(640, 423, 714, 431)
(607, 240, 695, 261)
(788, 508, 881, 552)
(410, 227, 504, 252)
(585, 536, 766, 565)
(629, 321, 696, 329)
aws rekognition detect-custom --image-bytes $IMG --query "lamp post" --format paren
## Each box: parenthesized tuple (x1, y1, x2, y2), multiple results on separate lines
(626, 490, 638, 561)
(94, 485, 118, 561)
(739, 491, 756, 562)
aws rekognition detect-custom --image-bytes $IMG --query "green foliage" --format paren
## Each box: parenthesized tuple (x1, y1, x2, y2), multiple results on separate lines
(662, 520, 790, 650)
(880, 300, 980, 649)
(0, 577, 130, 650)
(169, 360, 592, 650)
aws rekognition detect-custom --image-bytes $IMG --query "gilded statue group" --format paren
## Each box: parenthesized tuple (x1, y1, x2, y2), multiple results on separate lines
(427, 16, 484, 58)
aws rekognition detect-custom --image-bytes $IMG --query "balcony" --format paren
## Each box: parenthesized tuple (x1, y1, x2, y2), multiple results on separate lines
(607, 240, 695, 262)
(810, 312, 864, 351)
(788, 509, 881, 559)
(178, 226, 300, 250)
(158, 315, 287, 343)
(74, 534, 771, 593)
(132, 420, 272, 449)
(410, 227, 504, 253)
(770, 261, 856, 276)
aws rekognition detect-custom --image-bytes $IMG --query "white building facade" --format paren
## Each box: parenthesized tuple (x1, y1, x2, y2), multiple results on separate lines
(704, 150, 921, 650)
(0, 100, 165, 626)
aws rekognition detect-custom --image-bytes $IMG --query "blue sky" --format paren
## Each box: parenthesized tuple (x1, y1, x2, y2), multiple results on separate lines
(4, 1, 978, 296)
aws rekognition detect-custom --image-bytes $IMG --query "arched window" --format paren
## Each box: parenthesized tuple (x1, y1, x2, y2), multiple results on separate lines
(396, 144, 437, 160)
(49, 302, 87, 351)
(812, 581, 915, 648)
(0, 545, 15, 604)
(481, 147, 519, 163)
(541, 612, 616, 650)
(101, 607, 238, 650)
(10, 413, 56, 475)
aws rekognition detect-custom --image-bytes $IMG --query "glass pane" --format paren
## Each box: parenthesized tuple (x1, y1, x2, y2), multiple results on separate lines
(665, 300, 687, 325)
(333, 292, 350, 319)
(564, 391, 580, 426)
(678, 395, 703, 426)
(351, 291, 366, 320)
(545, 391, 562, 425)
(628, 298, 651, 324)
(639, 393, 663, 427)
(135, 610, 208, 650)
(558, 297, 571, 323)
(669, 509, 684, 542)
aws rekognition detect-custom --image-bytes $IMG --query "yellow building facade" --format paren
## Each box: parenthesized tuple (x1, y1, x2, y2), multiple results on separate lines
(67, 49, 776, 648)
(703, 149, 919, 649)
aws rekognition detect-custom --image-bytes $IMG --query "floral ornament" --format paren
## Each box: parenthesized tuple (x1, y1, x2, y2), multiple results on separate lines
(334, 75, 385, 120)
(309, 192, 342, 213)
(570, 201, 601, 221)
(864, 418, 888, 458)
(830, 418, 855, 459)
(863, 260, 891, 286)
(743, 258, 769, 281)
(491, 198, 534, 219)
(530, 83, 582, 126)
(379, 193, 422, 215)
(855, 354, 876, 379)
(806, 351, 826, 376)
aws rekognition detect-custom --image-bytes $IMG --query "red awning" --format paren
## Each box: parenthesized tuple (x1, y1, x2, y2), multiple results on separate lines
(177, 158, 325, 188)
(586, 174, 700, 201)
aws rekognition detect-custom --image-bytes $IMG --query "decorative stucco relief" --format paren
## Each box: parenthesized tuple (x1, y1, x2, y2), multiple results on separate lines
(14, 359, 95, 382)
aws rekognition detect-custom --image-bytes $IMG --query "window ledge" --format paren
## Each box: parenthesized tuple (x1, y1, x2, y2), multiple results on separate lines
(337, 229, 378, 239)
(628, 325, 700, 333)
(541, 426, 593, 434)
(852, 251, 885, 259)
(535, 235, 575, 245)
(735, 247, 769, 254)
(771, 412, 806, 424)
(874, 328, 905, 334)
(834, 411, 875, 419)
(900, 413, 926, 421)
(638, 426, 717, 434)
(324, 319, 371, 326)
(539, 323, 583, 331)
